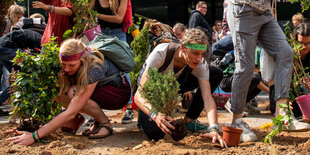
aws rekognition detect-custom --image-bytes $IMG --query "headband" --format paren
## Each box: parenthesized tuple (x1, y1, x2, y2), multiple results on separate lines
(60, 47, 91, 61)
(184, 44, 207, 51)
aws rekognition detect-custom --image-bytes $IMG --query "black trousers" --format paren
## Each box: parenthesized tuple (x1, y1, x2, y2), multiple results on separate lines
(140, 66, 223, 141)
(220, 72, 262, 102)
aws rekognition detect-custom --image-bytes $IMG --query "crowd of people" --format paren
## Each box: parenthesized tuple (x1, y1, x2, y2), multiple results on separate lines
(0, 0, 309, 148)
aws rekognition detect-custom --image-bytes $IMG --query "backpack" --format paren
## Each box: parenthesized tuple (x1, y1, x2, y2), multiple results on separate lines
(90, 32, 136, 73)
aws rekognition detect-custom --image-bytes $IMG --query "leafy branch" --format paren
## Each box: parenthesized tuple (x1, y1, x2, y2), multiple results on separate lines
(11, 37, 61, 127)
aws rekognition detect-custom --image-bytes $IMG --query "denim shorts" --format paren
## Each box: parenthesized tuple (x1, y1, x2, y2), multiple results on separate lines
(100, 27, 126, 42)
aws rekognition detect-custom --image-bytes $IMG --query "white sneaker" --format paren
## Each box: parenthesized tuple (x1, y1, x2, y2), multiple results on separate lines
(282, 117, 310, 131)
(231, 118, 257, 142)
(224, 99, 233, 114)
(225, 99, 248, 117)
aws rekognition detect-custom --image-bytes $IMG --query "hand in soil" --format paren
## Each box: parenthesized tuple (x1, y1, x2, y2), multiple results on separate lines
(6, 130, 35, 146)
(154, 113, 175, 135)
(200, 131, 228, 148)
(183, 91, 192, 100)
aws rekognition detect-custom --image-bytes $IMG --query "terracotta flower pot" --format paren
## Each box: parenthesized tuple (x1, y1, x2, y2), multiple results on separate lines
(222, 126, 243, 147)
(61, 114, 85, 134)
(296, 94, 310, 118)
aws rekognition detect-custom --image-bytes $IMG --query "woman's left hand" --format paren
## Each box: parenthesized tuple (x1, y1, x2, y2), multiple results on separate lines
(6, 130, 35, 146)
(200, 131, 228, 148)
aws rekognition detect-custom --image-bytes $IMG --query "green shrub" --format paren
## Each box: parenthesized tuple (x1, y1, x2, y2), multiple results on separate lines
(11, 37, 62, 127)
(140, 68, 181, 116)
(129, 24, 150, 91)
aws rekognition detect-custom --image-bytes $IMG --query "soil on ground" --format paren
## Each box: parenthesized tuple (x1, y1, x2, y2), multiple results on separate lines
(0, 101, 309, 155)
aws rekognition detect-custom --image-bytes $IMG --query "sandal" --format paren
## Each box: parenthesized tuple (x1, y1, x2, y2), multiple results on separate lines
(82, 121, 99, 136)
(88, 121, 113, 139)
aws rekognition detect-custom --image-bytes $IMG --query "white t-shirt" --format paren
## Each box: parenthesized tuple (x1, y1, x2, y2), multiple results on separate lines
(145, 43, 209, 80)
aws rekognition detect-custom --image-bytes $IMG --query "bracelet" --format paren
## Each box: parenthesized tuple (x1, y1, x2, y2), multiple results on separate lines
(36, 131, 41, 139)
(149, 112, 157, 121)
(51, 5, 55, 13)
(32, 132, 38, 142)
(209, 124, 220, 133)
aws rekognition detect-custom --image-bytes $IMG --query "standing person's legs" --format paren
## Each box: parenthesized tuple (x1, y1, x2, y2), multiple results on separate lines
(227, 3, 261, 117)
(227, 2, 268, 142)
(258, 15, 310, 131)
(257, 17, 294, 116)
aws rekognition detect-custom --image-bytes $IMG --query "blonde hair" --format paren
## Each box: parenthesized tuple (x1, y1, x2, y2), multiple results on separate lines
(181, 28, 209, 45)
(173, 23, 186, 32)
(30, 13, 45, 23)
(58, 39, 104, 96)
(292, 13, 305, 23)
(196, 1, 207, 9)
(7, 5, 24, 26)
(109, 0, 119, 15)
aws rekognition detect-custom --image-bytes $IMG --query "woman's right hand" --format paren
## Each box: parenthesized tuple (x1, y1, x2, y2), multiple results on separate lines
(153, 113, 175, 135)
(32, 1, 49, 11)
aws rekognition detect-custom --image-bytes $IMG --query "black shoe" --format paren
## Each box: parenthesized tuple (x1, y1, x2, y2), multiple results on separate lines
(121, 108, 134, 124)
(0, 109, 9, 116)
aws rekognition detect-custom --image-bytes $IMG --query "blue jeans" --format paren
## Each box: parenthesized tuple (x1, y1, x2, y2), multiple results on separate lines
(211, 35, 234, 57)
(101, 28, 133, 105)
(100, 28, 127, 42)
(0, 45, 22, 105)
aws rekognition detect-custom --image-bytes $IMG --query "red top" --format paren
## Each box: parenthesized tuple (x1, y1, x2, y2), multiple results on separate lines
(41, 0, 74, 45)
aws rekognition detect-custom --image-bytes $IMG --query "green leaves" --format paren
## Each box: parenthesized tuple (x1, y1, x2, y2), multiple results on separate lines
(11, 37, 61, 125)
(63, 0, 98, 39)
(140, 68, 181, 117)
(129, 24, 150, 92)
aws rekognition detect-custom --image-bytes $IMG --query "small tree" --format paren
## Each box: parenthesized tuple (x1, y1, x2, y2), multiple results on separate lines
(140, 68, 186, 141)
(11, 37, 62, 132)
(129, 24, 150, 92)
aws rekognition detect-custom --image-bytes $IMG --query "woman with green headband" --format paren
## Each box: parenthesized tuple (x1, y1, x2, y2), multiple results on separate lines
(134, 28, 227, 148)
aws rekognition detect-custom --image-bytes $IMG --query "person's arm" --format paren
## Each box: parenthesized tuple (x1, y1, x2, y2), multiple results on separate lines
(257, 81, 269, 93)
(199, 79, 227, 148)
(199, 79, 217, 125)
(90, 0, 95, 9)
(134, 70, 175, 135)
(97, 0, 128, 24)
(7, 82, 97, 146)
(32, 1, 72, 16)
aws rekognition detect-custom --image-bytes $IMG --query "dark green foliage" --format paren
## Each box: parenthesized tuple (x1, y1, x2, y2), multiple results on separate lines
(127, 17, 142, 34)
(283, 22, 309, 100)
(11, 37, 61, 126)
(129, 24, 150, 91)
(63, 0, 98, 38)
(140, 68, 181, 116)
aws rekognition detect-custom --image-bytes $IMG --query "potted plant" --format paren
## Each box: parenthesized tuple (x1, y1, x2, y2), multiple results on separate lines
(140, 68, 186, 141)
(62, 0, 98, 39)
(127, 17, 142, 38)
(11, 37, 62, 132)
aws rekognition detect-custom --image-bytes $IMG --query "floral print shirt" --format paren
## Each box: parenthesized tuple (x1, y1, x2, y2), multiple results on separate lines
(230, 0, 271, 12)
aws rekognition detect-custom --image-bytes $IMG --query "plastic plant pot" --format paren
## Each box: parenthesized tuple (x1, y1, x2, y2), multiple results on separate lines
(296, 94, 310, 118)
(222, 126, 243, 147)
(61, 113, 85, 134)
